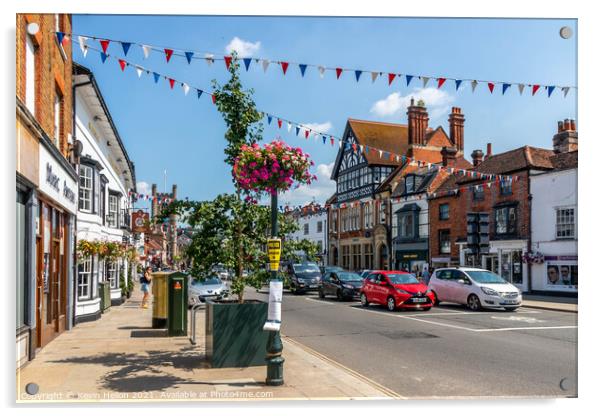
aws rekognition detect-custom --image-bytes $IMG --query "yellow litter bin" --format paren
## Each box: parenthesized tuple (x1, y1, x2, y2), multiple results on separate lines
(151, 272, 169, 328)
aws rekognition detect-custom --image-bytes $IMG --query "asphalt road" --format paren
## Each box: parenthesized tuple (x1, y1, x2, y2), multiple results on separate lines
(248, 288, 578, 398)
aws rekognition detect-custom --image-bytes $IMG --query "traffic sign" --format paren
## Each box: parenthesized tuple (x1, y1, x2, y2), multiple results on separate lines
(267, 238, 282, 271)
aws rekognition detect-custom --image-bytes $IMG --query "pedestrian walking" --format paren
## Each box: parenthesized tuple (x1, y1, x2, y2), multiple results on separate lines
(140, 266, 152, 309)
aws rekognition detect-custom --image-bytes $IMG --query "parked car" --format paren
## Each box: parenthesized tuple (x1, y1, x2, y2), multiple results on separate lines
(286, 262, 322, 294)
(360, 270, 434, 311)
(320, 265, 345, 275)
(428, 267, 522, 311)
(211, 264, 230, 281)
(359, 270, 373, 280)
(188, 276, 229, 305)
(319, 271, 364, 301)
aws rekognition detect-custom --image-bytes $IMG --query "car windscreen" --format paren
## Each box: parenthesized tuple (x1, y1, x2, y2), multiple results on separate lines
(337, 272, 363, 281)
(465, 270, 508, 284)
(293, 264, 320, 273)
(193, 277, 221, 285)
(387, 273, 420, 284)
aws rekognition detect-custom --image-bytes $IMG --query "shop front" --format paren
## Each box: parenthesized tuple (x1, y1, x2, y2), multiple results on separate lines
(394, 243, 428, 275)
(532, 255, 577, 294)
(36, 143, 77, 349)
(484, 240, 528, 292)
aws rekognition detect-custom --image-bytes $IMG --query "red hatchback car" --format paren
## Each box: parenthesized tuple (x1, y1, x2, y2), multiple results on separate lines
(360, 270, 435, 311)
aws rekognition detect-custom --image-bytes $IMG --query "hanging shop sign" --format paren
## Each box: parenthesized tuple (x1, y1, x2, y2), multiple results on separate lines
(38, 144, 77, 214)
(132, 210, 150, 233)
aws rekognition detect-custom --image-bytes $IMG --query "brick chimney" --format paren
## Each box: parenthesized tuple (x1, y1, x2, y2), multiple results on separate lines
(172, 184, 178, 199)
(471, 149, 484, 167)
(448, 107, 465, 153)
(441, 146, 458, 167)
(407, 98, 429, 146)
(151, 183, 158, 219)
(553, 119, 578, 153)
(486, 143, 492, 159)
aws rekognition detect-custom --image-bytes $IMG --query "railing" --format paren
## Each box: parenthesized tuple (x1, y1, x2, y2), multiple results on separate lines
(189, 302, 205, 345)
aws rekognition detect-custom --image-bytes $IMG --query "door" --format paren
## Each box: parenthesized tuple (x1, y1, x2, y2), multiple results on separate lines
(499, 250, 525, 290)
(373, 274, 389, 304)
(363, 273, 378, 302)
(431, 269, 452, 302)
(449, 270, 471, 304)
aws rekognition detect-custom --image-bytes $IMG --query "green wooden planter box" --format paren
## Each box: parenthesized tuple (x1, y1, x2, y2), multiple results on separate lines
(205, 300, 269, 368)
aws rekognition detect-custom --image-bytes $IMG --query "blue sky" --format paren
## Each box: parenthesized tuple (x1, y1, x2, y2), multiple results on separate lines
(71, 15, 577, 208)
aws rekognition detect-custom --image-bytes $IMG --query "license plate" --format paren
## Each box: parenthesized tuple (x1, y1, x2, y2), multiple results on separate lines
(502, 300, 518, 305)
(412, 297, 427, 303)
(309, 285, 318, 289)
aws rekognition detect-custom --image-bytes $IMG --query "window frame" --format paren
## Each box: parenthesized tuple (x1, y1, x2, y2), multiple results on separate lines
(77, 256, 93, 300)
(108, 193, 119, 228)
(78, 164, 93, 213)
(499, 180, 513, 196)
(439, 203, 450, 220)
(555, 207, 575, 239)
(438, 229, 451, 254)
(494, 204, 518, 236)
(303, 223, 309, 235)
(473, 184, 485, 201)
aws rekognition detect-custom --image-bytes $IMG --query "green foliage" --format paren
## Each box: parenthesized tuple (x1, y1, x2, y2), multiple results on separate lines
(289, 239, 322, 263)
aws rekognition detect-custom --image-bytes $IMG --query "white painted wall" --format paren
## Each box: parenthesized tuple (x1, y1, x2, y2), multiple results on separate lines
(288, 211, 328, 262)
(530, 168, 578, 292)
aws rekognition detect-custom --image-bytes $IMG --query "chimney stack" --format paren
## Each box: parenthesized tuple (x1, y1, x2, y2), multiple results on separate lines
(553, 119, 578, 153)
(407, 98, 429, 146)
(471, 149, 484, 167)
(486, 143, 492, 159)
(448, 107, 465, 153)
(441, 146, 458, 167)
(172, 184, 178, 200)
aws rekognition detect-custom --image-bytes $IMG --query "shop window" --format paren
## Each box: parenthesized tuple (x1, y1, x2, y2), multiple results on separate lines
(494, 205, 517, 236)
(439, 203, 450, 220)
(78, 256, 93, 300)
(78, 165, 93, 212)
(556, 207, 575, 239)
(439, 229, 451, 254)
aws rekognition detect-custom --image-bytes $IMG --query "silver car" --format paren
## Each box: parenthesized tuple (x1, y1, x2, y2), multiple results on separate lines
(188, 276, 229, 305)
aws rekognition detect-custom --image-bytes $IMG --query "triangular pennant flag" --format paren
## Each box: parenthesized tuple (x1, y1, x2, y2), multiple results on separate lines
(267, 115, 273, 125)
(182, 83, 190, 96)
(371, 72, 379, 83)
(262, 60, 270, 72)
(135, 65, 143, 78)
(562, 87, 570, 98)
(118, 59, 127, 71)
(299, 64, 307, 77)
(388, 73, 396, 86)
(197, 89, 203, 99)
(205, 54, 214, 66)
(502, 83, 511, 95)
(55, 32, 65, 45)
(78, 36, 87, 54)
(406, 75, 414, 86)
(322, 135, 326, 144)
(532, 84, 540, 96)
(211, 94, 216, 104)
(471, 80, 478, 93)
(318, 66, 326, 78)
(185, 51, 194, 64)
(455, 79, 462, 91)
(304, 129, 310, 139)
(437, 78, 446, 89)
(422, 77, 430, 88)
(121, 42, 132, 56)
(153, 72, 160, 83)
(100, 52, 108, 64)
(242, 57, 251, 71)
(355, 70, 362, 82)
(488, 82, 495, 93)
(295, 126, 300, 136)
(82, 45, 88, 58)
(168, 78, 175, 89)
(547, 86, 555, 97)
(378, 150, 383, 158)
(280, 61, 289, 75)
(224, 55, 232, 70)
(287, 122, 292, 132)
(142, 45, 152, 59)
(330, 137, 335, 146)
(99, 39, 110, 54)
(335, 68, 343, 79)
(518, 84, 525, 95)
(277, 119, 282, 129)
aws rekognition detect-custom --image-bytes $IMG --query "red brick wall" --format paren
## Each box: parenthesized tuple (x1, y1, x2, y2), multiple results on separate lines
(429, 170, 530, 263)
(16, 14, 72, 158)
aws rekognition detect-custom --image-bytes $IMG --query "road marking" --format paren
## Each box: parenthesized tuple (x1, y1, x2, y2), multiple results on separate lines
(474, 325, 577, 332)
(304, 297, 337, 306)
(490, 315, 546, 324)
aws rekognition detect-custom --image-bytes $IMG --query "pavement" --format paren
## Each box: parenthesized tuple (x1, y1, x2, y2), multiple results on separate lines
(16, 284, 398, 403)
(247, 288, 578, 399)
(521, 294, 578, 313)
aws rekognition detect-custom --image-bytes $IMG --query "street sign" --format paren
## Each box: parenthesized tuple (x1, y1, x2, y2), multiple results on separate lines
(267, 238, 282, 271)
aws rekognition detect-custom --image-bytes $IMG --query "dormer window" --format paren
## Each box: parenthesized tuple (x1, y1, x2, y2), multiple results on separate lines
(405, 175, 416, 193)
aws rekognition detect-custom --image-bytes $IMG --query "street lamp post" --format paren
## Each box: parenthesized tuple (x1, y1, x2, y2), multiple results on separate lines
(265, 193, 284, 386)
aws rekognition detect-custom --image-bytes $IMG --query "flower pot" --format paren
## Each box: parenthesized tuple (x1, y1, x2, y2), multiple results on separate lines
(205, 299, 269, 368)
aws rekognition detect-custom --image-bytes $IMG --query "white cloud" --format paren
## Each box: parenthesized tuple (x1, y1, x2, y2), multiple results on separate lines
(280, 162, 335, 206)
(225, 37, 261, 58)
(370, 87, 455, 122)
(136, 181, 151, 195)
(302, 121, 333, 134)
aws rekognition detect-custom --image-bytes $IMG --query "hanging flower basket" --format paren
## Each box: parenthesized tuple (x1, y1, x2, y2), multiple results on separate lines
(522, 251, 545, 264)
(233, 141, 316, 199)
(76, 239, 102, 262)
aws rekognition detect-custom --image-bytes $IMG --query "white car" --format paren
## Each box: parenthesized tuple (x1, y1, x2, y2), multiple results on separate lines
(428, 267, 522, 311)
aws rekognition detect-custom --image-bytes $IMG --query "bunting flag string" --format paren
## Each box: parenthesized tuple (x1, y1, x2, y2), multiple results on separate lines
(80, 43, 520, 184)
(59, 31, 576, 97)
(128, 191, 176, 204)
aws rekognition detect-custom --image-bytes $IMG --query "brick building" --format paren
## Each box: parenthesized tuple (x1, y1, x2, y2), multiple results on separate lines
(147, 184, 178, 268)
(16, 14, 76, 368)
(428, 121, 577, 293)
(327, 101, 468, 271)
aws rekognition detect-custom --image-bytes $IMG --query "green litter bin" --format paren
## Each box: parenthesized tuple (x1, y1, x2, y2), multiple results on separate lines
(167, 272, 188, 336)
(99, 282, 111, 313)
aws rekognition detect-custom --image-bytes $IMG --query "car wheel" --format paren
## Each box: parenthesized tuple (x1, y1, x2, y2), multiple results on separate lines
(336, 290, 343, 301)
(467, 294, 482, 311)
(422, 307, 431, 311)
(432, 291, 440, 306)
(360, 292, 369, 307)
(386, 296, 396, 312)
(504, 307, 519, 312)
(318, 288, 325, 299)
